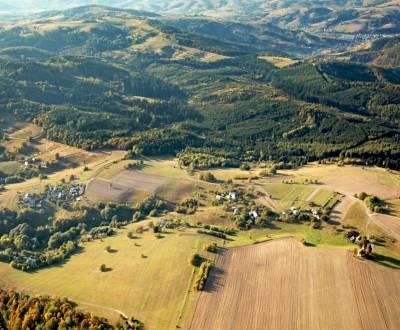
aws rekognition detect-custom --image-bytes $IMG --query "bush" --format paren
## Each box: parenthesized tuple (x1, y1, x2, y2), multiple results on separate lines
(189, 253, 203, 267)
(204, 243, 218, 253)
(199, 172, 216, 182)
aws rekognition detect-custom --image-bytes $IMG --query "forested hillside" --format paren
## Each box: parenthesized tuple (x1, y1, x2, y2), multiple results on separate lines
(0, 6, 399, 169)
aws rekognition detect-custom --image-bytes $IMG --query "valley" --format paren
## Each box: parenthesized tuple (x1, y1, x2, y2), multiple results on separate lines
(0, 2, 399, 330)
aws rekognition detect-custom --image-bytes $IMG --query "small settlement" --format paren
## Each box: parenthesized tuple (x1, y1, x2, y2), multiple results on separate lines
(21, 183, 85, 208)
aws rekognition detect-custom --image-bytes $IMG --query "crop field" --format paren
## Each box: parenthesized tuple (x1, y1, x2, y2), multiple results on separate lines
(87, 157, 209, 204)
(0, 221, 216, 330)
(191, 237, 400, 330)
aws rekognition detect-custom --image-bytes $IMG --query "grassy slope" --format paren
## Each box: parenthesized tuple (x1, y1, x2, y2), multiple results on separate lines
(0, 221, 216, 329)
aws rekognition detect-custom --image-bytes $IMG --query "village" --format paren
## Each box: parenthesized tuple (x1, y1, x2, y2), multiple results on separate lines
(21, 183, 85, 209)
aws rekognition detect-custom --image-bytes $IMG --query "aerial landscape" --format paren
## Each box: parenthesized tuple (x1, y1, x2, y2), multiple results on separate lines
(0, 1, 399, 329)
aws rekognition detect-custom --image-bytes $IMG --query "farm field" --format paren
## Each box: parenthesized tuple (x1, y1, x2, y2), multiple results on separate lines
(86, 157, 210, 204)
(0, 221, 216, 330)
(261, 182, 337, 212)
(191, 237, 400, 330)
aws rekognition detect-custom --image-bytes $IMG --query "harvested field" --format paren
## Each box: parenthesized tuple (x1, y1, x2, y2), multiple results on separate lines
(86, 170, 176, 203)
(191, 237, 400, 330)
(371, 213, 400, 241)
(86, 178, 140, 202)
(113, 170, 168, 192)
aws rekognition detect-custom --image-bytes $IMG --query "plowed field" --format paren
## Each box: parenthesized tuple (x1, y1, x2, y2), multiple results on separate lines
(191, 238, 400, 330)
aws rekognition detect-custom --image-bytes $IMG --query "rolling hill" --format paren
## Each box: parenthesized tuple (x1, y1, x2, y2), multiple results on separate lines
(1, 0, 399, 34)
(0, 5, 399, 171)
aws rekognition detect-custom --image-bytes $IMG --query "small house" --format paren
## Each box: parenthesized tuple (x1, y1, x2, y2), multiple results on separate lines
(228, 192, 238, 200)
(249, 210, 259, 219)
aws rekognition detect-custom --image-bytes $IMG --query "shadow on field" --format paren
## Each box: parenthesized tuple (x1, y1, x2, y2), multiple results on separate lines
(203, 249, 226, 293)
(262, 221, 281, 230)
(370, 253, 400, 269)
(204, 265, 225, 293)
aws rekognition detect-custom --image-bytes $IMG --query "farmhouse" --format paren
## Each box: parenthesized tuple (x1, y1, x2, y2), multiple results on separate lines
(311, 209, 321, 219)
(249, 210, 259, 220)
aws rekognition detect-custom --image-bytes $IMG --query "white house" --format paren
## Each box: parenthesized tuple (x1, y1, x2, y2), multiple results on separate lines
(249, 210, 259, 219)
(228, 192, 238, 200)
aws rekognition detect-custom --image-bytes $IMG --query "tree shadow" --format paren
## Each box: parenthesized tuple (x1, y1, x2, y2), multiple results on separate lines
(203, 265, 226, 293)
(262, 221, 281, 230)
(369, 253, 400, 269)
(101, 266, 113, 272)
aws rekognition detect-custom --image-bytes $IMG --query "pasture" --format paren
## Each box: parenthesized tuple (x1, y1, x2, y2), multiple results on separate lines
(191, 237, 400, 330)
(262, 182, 337, 211)
(0, 221, 216, 330)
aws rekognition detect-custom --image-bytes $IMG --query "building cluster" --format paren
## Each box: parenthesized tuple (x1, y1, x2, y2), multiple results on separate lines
(21, 184, 85, 208)
(282, 207, 322, 220)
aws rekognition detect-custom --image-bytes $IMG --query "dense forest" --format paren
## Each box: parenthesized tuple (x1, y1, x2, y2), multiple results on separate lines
(0, 6, 399, 170)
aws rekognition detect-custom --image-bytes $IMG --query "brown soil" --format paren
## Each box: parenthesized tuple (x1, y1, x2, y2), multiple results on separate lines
(191, 237, 400, 330)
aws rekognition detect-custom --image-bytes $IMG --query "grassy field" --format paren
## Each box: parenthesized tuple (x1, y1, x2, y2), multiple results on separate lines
(259, 55, 299, 68)
(225, 222, 352, 248)
(0, 221, 217, 330)
(262, 183, 318, 211)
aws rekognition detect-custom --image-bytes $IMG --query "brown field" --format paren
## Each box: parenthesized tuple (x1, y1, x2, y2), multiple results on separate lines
(371, 213, 400, 242)
(191, 237, 400, 330)
(86, 170, 169, 203)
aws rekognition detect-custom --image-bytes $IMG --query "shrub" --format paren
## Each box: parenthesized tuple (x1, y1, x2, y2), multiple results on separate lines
(204, 243, 218, 253)
(199, 172, 216, 182)
(189, 253, 203, 267)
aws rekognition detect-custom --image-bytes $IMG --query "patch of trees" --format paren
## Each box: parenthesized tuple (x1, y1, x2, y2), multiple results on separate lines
(356, 192, 388, 213)
(135, 195, 170, 218)
(193, 261, 212, 291)
(0, 202, 136, 271)
(178, 150, 239, 169)
(0, 289, 114, 329)
(199, 172, 217, 183)
(176, 198, 199, 215)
